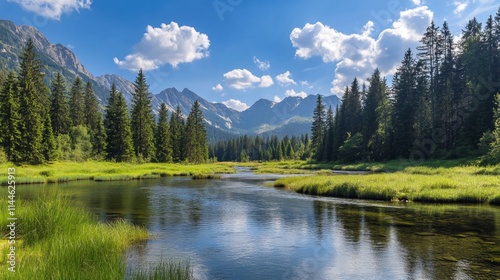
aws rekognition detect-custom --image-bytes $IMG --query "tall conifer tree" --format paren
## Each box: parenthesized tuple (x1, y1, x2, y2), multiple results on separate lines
(70, 77, 85, 127)
(131, 69, 156, 161)
(50, 73, 71, 136)
(156, 103, 172, 163)
(0, 72, 21, 162)
(104, 83, 134, 162)
(184, 100, 208, 163)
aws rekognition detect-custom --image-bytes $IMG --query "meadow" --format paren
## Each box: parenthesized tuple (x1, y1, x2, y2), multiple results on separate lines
(0, 161, 235, 185)
(273, 162, 500, 205)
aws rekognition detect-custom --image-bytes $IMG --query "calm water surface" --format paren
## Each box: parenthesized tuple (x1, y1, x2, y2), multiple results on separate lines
(20, 168, 500, 279)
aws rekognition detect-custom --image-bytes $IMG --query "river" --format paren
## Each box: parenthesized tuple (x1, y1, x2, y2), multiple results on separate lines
(19, 168, 500, 279)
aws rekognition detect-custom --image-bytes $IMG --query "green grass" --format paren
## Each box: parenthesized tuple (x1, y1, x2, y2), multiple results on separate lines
(0, 161, 235, 185)
(0, 191, 191, 279)
(0, 190, 156, 279)
(274, 165, 500, 204)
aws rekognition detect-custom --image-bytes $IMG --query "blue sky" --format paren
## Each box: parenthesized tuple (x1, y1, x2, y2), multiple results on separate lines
(0, 0, 498, 111)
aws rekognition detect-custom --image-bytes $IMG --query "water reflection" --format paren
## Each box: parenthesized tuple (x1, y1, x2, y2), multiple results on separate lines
(18, 174, 500, 279)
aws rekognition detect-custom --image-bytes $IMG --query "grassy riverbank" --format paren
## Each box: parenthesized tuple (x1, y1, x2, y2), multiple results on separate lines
(0, 161, 235, 185)
(0, 191, 191, 279)
(274, 163, 500, 205)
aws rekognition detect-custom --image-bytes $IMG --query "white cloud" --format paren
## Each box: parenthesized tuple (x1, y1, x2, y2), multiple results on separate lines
(212, 84, 223, 91)
(453, 1, 468, 15)
(222, 99, 249, 112)
(8, 0, 92, 20)
(114, 22, 210, 71)
(290, 6, 433, 95)
(253, 56, 270, 71)
(276, 71, 297, 87)
(412, 0, 422, 5)
(259, 75, 274, 88)
(285, 89, 308, 98)
(223, 69, 273, 90)
(273, 95, 282, 103)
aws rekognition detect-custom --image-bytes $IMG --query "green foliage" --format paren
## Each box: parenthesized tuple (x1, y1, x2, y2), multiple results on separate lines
(210, 134, 310, 162)
(170, 105, 185, 162)
(69, 125, 93, 162)
(83, 81, 107, 158)
(155, 103, 173, 163)
(69, 77, 85, 127)
(311, 94, 326, 161)
(338, 132, 364, 163)
(56, 134, 72, 160)
(17, 39, 46, 164)
(0, 72, 21, 162)
(50, 72, 71, 136)
(482, 93, 500, 164)
(131, 69, 156, 161)
(41, 113, 58, 161)
(104, 83, 134, 162)
(184, 100, 209, 163)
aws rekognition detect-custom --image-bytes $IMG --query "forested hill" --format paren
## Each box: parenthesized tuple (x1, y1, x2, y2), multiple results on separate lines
(308, 11, 500, 164)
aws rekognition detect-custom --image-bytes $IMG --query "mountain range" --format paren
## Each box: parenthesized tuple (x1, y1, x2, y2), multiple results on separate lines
(0, 20, 341, 141)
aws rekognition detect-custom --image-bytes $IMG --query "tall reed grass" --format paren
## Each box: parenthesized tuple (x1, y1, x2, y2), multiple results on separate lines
(0, 190, 192, 279)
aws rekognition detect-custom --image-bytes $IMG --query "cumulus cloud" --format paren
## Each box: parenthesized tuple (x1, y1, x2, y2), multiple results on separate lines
(223, 69, 273, 90)
(212, 84, 223, 91)
(285, 89, 308, 98)
(276, 71, 297, 86)
(259, 75, 274, 88)
(8, 0, 92, 20)
(253, 56, 270, 71)
(114, 22, 210, 71)
(273, 95, 282, 103)
(290, 6, 433, 95)
(412, 0, 422, 5)
(222, 99, 249, 111)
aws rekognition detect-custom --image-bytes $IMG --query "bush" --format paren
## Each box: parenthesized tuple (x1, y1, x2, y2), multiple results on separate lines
(0, 147, 7, 164)
(338, 132, 364, 163)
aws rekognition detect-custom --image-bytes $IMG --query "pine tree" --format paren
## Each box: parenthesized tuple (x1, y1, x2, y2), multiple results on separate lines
(70, 77, 85, 127)
(392, 49, 420, 158)
(131, 69, 156, 161)
(483, 93, 500, 164)
(41, 113, 57, 161)
(0, 72, 22, 162)
(17, 39, 46, 163)
(170, 105, 185, 162)
(417, 21, 443, 130)
(362, 68, 386, 158)
(50, 73, 71, 136)
(84, 81, 106, 158)
(311, 94, 326, 161)
(156, 103, 172, 163)
(104, 83, 134, 162)
(184, 100, 208, 163)
(323, 106, 335, 161)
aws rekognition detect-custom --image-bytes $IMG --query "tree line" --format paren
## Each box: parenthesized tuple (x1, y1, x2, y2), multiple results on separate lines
(310, 9, 500, 164)
(210, 134, 311, 162)
(0, 39, 208, 164)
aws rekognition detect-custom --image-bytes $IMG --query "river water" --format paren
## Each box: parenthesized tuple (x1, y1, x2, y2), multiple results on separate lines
(20, 168, 500, 279)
